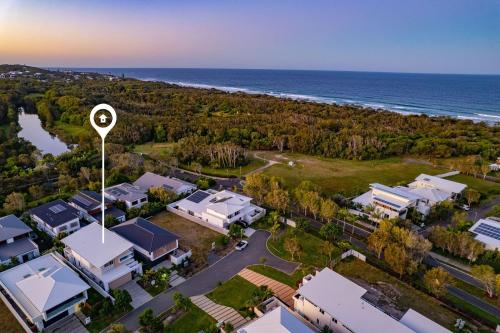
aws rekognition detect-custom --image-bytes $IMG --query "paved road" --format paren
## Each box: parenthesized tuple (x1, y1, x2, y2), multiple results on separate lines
(424, 256, 482, 289)
(447, 286, 500, 318)
(467, 196, 500, 222)
(115, 230, 298, 331)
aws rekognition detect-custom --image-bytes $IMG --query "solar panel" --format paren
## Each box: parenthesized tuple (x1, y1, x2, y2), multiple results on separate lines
(110, 188, 127, 196)
(474, 223, 500, 240)
(74, 195, 93, 207)
(186, 191, 210, 203)
(49, 204, 67, 214)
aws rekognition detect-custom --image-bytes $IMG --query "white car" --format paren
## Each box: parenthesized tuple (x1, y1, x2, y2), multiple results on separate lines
(235, 240, 248, 251)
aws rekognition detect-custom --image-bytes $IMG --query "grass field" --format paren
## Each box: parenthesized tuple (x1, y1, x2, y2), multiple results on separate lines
(259, 152, 447, 196)
(446, 174, 500, 199)
(165, 305, 215, 333)
(133, 142, 175, 157)
(53, 121, 89, 137)
(185, 157, 266, 178)
(149, 212, 220, 266)
(247, 265, 309, 288)
(0, 300, 23, 333)
(206, 275, 259, 315)
(335, 259, 457, 329)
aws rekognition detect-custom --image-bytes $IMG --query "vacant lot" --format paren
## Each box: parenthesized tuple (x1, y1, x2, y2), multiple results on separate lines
(335, 259, 456, 329)
(259, 152, 447, 196)
(0, 301, 23, 333)
(149, 211, 220, 266)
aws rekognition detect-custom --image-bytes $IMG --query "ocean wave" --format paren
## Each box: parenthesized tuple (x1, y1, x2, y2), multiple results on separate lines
(475, 113, 500, 119)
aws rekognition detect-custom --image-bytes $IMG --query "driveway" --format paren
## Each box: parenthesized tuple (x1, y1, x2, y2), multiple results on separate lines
(114, 230, 298, 331)
(45, 315, 88, 333)
(119, 280, 152, 309)
(467, 196, 500, 222)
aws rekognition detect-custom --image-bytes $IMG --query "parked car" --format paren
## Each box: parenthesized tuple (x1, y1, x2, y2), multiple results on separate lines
(234, 220, 249, 229)
(461, 204, 470, 211)
(235, 240, 248, 251)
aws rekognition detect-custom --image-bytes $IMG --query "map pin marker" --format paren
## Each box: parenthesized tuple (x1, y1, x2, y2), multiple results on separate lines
(90, 104, 117, 139)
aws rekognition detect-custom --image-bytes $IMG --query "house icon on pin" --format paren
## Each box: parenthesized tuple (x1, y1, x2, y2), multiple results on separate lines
(98, 114, 108, 124)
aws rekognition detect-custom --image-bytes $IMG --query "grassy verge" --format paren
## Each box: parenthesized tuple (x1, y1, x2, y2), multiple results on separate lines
(0, 300, 23, 333)
(452, 279, 499, 307)
(165, 305, 215, 333)
(206, 275, 259, 315)
(247, 265, 309, 288)
(445, 294, 500, 327)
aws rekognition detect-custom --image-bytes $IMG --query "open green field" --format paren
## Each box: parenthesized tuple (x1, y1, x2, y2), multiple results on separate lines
(247, 265, 309, 288)
(184, 157, 266, 177)
(133, 142, 175, 157)
(446, 174, 500, 199)
(335, 259, 457, 329)
(53, 121, 89, 137)
(206, 275, 259, 314)
(165, 305, 215, 333)
(259, 152, 447, 196)
(0, 300, 23, 333)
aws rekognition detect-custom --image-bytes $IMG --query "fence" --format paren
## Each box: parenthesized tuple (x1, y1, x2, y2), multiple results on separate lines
(167, 205, 229, 235)
(279, 216, 296, 228)
(340, 249, 366, 262)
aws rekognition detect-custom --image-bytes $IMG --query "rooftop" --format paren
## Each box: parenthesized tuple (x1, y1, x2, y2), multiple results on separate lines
(395, 186, 450, 203)
(410, 174, 467, 194)
(0, 215, 32, 242)
(400, 309, 451, 333)
(104, 183, 147, 203)
(111, 217, 179, 252)
(29, 199, 80, 227)
(0, 253, 89, 318)
(469, 217, 500, 249)
(61, 223, 134, 267)
(68, 190, 112, 212)
(0, 238, 38, 262)
(133, 172, 196, 193)
(238, 305, 315, 333)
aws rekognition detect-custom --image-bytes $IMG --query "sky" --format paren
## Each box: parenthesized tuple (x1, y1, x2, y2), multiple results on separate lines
(1, 0, 499, 74)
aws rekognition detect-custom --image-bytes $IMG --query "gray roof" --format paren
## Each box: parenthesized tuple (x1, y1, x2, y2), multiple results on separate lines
(104, 183, 147, 203)
(111, 217, 179, 253)
(0, 238, 38, 261)
(0, 215, 32, 242)
(133, 172, 196, 193)
(68, 190, 112, 212)
(29, 199, 80, 228)
(92, 207, 126, 222)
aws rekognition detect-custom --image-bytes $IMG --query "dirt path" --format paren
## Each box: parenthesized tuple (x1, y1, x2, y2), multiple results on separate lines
(245, 152, 281, 176)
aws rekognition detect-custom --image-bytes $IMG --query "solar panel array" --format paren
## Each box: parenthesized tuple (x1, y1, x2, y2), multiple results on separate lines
(474, 223, 500, 240)
(49, 204, 67, 214)
(186, 191, 210, 203)
(110, 187, 128, 196)
(73, 195, 93, 207)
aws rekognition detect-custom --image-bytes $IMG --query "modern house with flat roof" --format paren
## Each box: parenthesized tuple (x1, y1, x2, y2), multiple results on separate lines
(0, 215, 39, 265)
(111, 217, 180, 262)
(68, 190, 126, 223)
(171, 189, 265, 229)
(293, 268, 450, 333)
(29, 199, 81, 237)
(61, 223, 142, 291)
(408, 174, 467, 199)
(0, 253, 89, 331)
(104, 183, 148, 209)
(468, 217, 500, 250)
(133, 172, 197, 195)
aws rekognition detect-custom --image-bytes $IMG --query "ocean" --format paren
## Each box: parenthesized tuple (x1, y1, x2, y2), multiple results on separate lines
(72, 68, 500, 123)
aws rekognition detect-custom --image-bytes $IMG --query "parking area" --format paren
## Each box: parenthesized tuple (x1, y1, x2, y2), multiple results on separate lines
(119, 280, 152, 309)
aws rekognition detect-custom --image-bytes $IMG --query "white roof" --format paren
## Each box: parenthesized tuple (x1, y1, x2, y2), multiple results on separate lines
(469, 217, 500, 249)
(176, 190, 253, 217)
(0, 253, 89, 318)
(104, 183, 147, 202)
(371, 183, 422, 202)
(296, 268, 415, 333)
(400, 309, 451, 333)
(410, 174, 467, 194)
(133, 172, 196, 193)
(61, 223, 133, 267)
(238, 306, 314, 333)
(395, 186, 451, 203)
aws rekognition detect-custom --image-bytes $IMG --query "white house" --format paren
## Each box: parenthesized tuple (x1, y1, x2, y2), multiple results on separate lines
(490, 157, 500, 172)
(29, 200, 81, 237)
(468, 217, 500, 250)
(0, 215, 39, 265)
(104, 183, 148, 209)
(171, 190, 265, 229)
(293, 268, 450, 333)
(408, 174, 467, 199)
(61, 223, 142, 292)
(0, 253, 89, 331)
(133, 172, 197, 195)
(237, 305, 315, 333)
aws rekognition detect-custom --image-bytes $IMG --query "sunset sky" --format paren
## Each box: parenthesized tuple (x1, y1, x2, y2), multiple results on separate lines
(1, 0, 499, 74)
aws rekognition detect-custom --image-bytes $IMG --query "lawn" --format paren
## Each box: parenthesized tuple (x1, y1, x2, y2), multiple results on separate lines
(206, 275, 259, 314)
(335, 259, 457, 329)
(183, 157, 266, 178)
(445, 174, 500, 199)
(267, 227, 340, 267)
(165, 305, 215, 333)
(0, 300, 23, 333)
(260, 152, 447, 196)
(149, 211, 220, 267)
(133, 142, 175, 157)
(247, 265, 309, 288)
(445, 294, 500, 328)
(53, 121, 89, 138)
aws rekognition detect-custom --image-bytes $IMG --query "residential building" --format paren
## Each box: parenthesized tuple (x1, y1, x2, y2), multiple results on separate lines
(171, 189, 265, 229)
(293, 268, 450, 333)
(0, 215, 39, 265)
(408, 174, 467, 199)
(490, 157, 500, 171)
(104, 183, 148, 209)
(133, 172, 197, 195)
(238, 305, 315, 333)
(29, 200, 81, 237)
(468, 217, 500, 250)
(400, 309, 452, 333)
(111, 217, 180, 262)
(68, 190, 126, 223)
(61, 223, 142, 291)
(0, 253, 89, 331)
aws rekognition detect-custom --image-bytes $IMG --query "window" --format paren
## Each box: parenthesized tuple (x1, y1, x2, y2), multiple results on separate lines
(132, 200, 139, 205)
(140, 197, 147, 202)
(59, 225, 68, 231)
(320, 309, 324, 314)
(70, 222, 79, 228)
(119, 253, 132, 262)
(104, 260, 113, 267)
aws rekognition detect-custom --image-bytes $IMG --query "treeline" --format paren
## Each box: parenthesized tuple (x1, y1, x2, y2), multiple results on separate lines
(1, 68, 498, 162)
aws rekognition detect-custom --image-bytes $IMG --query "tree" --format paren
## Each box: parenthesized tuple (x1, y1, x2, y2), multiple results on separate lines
(384, 243, 407, 278)
(319, 222, 342, 242)
(224, 322, 234, 333)
(139, 308, 164, 333)
(3, 192, 25, 213)
(28, 185, 45, 200)
(284, 237, 301, 261)
(471, 265, 496, 298)
(269, 222, 281, 241)
(191, 162, 202, 175)
(229, 223, 243, 239)
(149, 187, 177, 204)
(173, 292, 192, 311)
(368, 232, 388, 259)
(464, 188, 481, 207)
(243, 173, 269, 205)
(107, 323, 130, 333)
(265, 188, 289, 214)
(304, 191, 321, 219)
(321, 240, 336, 268)
(423, 267, 451, 297)
(295, 218, 311, 232)
(113, 289, 132, 311)
(320, 198, 337, 223)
